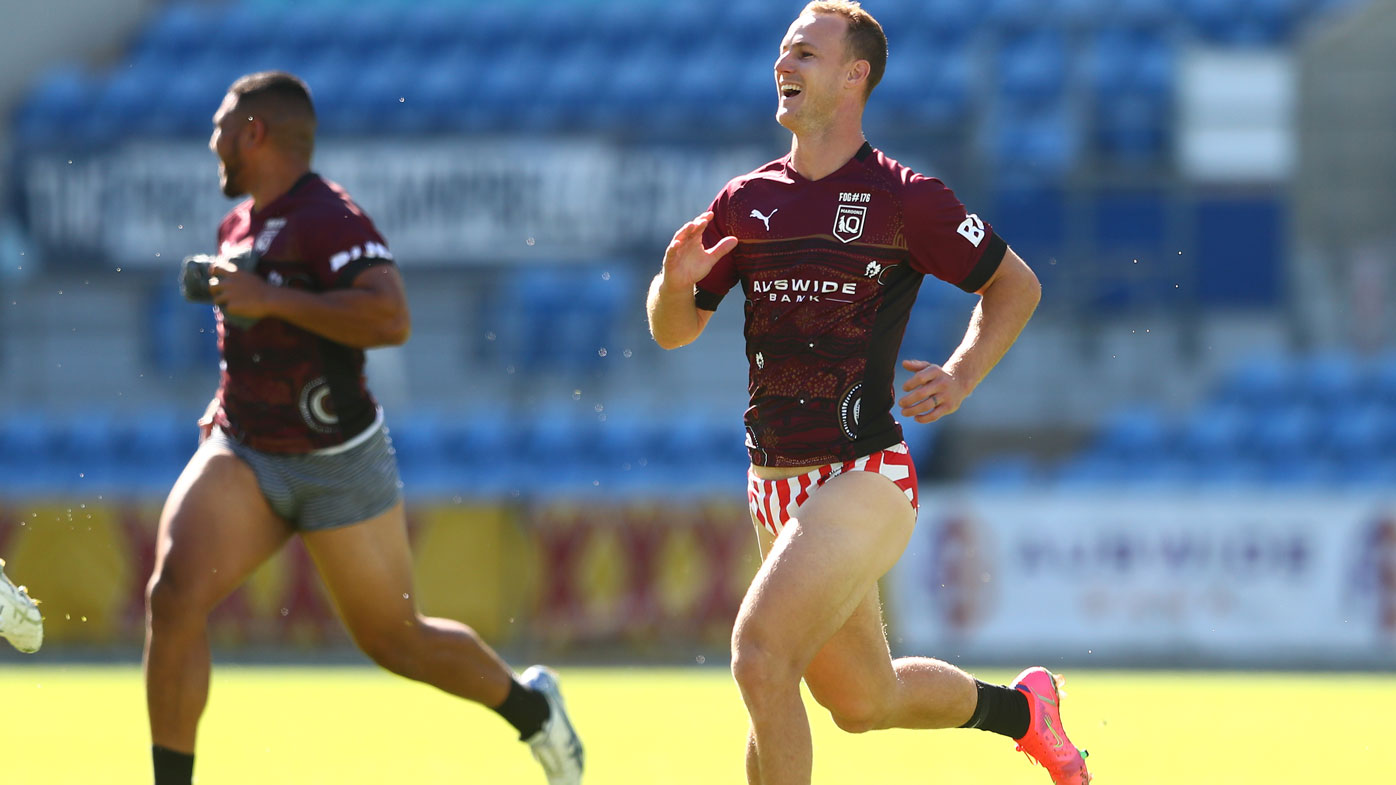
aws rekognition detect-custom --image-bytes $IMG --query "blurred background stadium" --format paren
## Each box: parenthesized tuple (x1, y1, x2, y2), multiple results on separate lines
(1, 0, 1394, 675)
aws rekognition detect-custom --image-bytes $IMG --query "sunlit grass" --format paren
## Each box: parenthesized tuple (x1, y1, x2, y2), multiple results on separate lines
(3, 665, 1393, 784)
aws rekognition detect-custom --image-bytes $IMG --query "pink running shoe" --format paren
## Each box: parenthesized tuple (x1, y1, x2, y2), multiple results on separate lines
(1010, 667, 1091, 784)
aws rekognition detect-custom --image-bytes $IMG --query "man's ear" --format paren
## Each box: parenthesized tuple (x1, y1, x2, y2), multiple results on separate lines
(847, 59, 870, 92)
(242, 115, 268, 149)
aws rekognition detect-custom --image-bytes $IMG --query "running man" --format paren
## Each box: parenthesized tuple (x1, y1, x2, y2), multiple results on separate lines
(144, 72, 582, 785)
(0, 558, 42, 653)
(646, 4, 1088, 784)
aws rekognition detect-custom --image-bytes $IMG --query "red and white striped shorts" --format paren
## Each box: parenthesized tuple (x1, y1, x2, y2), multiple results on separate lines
(746, 442, 919, 536)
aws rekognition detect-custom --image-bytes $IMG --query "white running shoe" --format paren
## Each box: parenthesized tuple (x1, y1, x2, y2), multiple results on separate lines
(0, 558, 42, 654)
(520, 665, 584, 785)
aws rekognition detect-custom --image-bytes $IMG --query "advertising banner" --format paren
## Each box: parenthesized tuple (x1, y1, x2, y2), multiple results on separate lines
(15, 139, 768, 269)
(0, 498, 755, 654)
(890, 492, 1396, 666)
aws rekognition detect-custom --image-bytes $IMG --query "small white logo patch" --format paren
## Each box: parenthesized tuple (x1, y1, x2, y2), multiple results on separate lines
(255, 217, 287, 254)
(956, 214, 986, 247)
(750, 208, 778, 231)
(865, 261, 883, 278)
(328, 241, 393, 273)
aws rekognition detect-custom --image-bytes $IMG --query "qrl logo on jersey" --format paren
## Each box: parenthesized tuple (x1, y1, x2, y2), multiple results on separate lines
(833, 205, 866, 243)
(255, 217, 287, 254)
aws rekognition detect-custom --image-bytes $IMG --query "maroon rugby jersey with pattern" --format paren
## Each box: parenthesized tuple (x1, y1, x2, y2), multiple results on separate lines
(696, 142, 1006, 467)
(211, 173, 394, 453)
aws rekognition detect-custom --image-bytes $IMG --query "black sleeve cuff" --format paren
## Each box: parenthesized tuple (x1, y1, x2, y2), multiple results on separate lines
(335, 257, 395, 288)
(956, 233, 1007, 293)
(694, 287, 724, 311)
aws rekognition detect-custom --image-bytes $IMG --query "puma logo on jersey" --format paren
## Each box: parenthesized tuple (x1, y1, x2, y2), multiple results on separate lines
(750, 208, 778, 231)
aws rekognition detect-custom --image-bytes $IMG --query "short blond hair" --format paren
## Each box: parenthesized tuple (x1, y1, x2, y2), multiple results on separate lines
(802, 1, 887, 99)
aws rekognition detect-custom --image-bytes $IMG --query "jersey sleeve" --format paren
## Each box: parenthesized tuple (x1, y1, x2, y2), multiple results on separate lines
(903, 176, 1006, 293)
(300, 206, 396, 290)
(693, 186, 740, 312)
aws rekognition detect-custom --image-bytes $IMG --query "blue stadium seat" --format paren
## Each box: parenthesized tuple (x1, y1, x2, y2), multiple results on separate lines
(297, 52, 361, 133)
(870, 41, 973, 130)
(1087, 28, 1174, 166)
(133, 3, 221, 61)
(1247, 402, 1320, 459)
(1092, 405, 1171, 463)
(89, 66, 165, 141)
(160, 61, 231, 136)
(1322, 402, 1389, 464)
(1299, 349, 1362, 409)
(1094, 188, 1168, 250)
(989, 186, 1068, 278)
(207, 4, 279, 58)
(604, 42, 672, 132)
(969, 454, 1041, 487)
(914, 0, 980, 36)
(1214, 354, 1294, 409)
(0, 415, 56, 491)
(990, 99, 1081, 177)
(1373, 351, 1396, 408)
(385, 412, 455, 495)
(517, 409, 602, 497)
(269, 5, 339, 53)
(498, 266, 630, 373)
(476, 42, 548, 130)
(109, 412, 197, 495)
(1047, 0, 1113, 28)
(1094, 93, 1171, 167)
(436, 415, 525, 498)
(1053, 454, 1127, 487)
(1334, 454, 1396, 489)
(337, 4, 409, 52)
(14, 66, 101, 145)
(353, 49, 430, 134)
(399, 4, 479, 53)
(985, 0, 1051, 29)
(1114, 0, 1175, 26)
(1182, 0, 1294, 44)
(403, 46, 473, 131)
(661, 41, 747, 131)
(997, 30, 1069, 104)
(1174, 403, 1250, 464)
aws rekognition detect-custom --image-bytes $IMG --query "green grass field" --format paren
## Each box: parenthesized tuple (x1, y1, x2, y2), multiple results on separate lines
(2, 664, 1392, 784)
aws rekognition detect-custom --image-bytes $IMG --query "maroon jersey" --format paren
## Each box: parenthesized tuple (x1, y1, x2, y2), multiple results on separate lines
(696, 143, 1006, 467)
(211, 173, 394, 453)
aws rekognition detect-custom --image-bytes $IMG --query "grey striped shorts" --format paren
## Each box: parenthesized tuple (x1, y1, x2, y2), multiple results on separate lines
(206, 421, 403, 531)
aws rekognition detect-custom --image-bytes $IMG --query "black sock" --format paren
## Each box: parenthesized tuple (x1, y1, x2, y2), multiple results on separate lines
(492, 678, 551, 740)
(152, 745, 194, 785)
(960, 680, 1031, 739)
